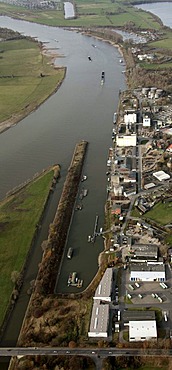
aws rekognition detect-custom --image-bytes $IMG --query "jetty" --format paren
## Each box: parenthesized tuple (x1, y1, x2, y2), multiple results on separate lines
(89, 214, 99, 243)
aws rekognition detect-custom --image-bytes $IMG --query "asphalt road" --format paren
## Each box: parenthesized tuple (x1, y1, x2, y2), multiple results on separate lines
(0, 347, 172, 357)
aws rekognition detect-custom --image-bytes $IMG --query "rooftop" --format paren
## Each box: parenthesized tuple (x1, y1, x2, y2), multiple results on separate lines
(94, 268, 113, 301)
(88, 302, 109, 336)
(130, 262, 165, 272)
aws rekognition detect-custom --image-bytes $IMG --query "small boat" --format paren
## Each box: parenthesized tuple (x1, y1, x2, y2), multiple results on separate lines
(68, 273, 72, 286)
(88, 56, 92, 61)
(83, 189, 88, 197)
(67, 247, 73, 259)
(88, 235, 91, 242)
(92, 44, 97, 48)
(81, 175, 87, 182)
(113, 112, 117, 123)
(75, 204, 83, 211)
(101, 71, 105, 85)
(119, 59, 123, 63)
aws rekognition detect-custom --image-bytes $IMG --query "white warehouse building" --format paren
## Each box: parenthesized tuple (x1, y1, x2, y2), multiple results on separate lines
(124, 113, 137, 124)
(129, 320, 157, 342)
(130, 262, 165, 282)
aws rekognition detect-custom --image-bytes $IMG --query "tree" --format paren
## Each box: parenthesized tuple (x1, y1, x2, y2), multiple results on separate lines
(11, 270, 20, 284)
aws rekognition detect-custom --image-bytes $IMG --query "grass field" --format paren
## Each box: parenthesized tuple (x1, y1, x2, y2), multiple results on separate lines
(0, 36, 65, 124)
(0, 1, 162, 29)
(0, 169, 54, 325)
(145, 202, 172, 225)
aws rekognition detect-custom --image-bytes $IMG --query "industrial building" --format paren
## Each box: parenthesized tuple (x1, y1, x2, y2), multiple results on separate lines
(129, 244, 158, 262)
(116, 134, 136, 147)
(130, 261, 166, 282)
(88, 302, 109, 338)
(123, 310, 157, 342)
(94, 267, 113, 302)
(88, 268, 114, 338)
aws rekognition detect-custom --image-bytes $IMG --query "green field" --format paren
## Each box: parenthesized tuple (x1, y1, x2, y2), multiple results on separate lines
(145, 202, 172, 225)
(0, 1, 162, 29)
(0, 169, 54, 325)
(0, 36, 65, 124)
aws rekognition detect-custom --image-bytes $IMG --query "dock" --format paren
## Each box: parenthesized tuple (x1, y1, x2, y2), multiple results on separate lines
(91, 214, 99, 243)
(67, 272, 83, 288)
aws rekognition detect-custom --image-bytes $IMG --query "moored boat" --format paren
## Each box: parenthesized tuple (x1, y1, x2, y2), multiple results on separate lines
(83, 189, 88, 197)
(81, 175, 87, 182)
(113, 112, 117, 123)
(67, 247, 73, 259)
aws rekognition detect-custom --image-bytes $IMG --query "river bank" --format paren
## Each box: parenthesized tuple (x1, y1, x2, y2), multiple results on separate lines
(0, 34, 66, 134)
(0, 165, 60, 334)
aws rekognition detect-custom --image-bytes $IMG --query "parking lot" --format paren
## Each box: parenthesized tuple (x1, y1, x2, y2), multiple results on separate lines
(119, 264, 172, 329)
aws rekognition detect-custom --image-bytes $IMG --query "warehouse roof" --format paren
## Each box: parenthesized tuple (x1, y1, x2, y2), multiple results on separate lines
(123, 310, 155, 322)
(88, 302, 109, 336)
(94, 268, 113, 301)
(129, 320, 157, 341)
(130, 244, 158, 259)
(130, 262, 165, 272)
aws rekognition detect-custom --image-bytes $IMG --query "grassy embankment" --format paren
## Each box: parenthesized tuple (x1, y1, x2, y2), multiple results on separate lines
(0, 32, 65, 127)
(0, 168, 56, 326)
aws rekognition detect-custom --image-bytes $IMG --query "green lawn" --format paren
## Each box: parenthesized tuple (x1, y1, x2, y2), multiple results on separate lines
(145, 202, 172, 225)
(0, 37, 65, 123)
(0, 169, 55, 325)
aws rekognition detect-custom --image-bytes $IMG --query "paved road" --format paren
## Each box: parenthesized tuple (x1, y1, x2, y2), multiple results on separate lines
(0, 347, 172, 357)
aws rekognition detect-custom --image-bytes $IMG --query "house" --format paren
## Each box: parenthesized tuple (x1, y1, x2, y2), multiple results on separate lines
(166, 144, 172, 153)
(153, 170, 170, 182)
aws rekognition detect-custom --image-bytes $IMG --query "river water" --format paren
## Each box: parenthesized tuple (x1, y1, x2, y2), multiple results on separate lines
(135, 2, 172, 28)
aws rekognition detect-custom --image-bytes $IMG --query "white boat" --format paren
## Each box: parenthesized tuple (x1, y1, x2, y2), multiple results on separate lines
(88, 235, 91, 242)
(83, 189, 88, 197)
(113, 112, 117, 123)
(67, 247, 73, 259)
(81, 175, 87, 182)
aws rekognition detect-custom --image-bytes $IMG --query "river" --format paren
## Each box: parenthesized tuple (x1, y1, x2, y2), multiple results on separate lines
(135, 2, 172, 28)
(0, 16, 126, 350)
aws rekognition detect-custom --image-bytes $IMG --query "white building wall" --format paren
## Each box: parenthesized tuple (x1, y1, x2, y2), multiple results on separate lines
(143, 117, 151, 127)
(116, 134, 136, 147)
(130, 270, 165, 282)
(124, 113, 137, 124)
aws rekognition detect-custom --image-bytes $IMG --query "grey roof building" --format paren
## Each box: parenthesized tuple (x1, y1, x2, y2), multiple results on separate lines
(88, 302, 109, 338)
(129, 244, 158, 262)
(94, 268, 113, 302)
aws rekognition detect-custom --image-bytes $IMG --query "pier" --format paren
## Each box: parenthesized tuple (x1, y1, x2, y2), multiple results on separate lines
(90, 214, 99, 243)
